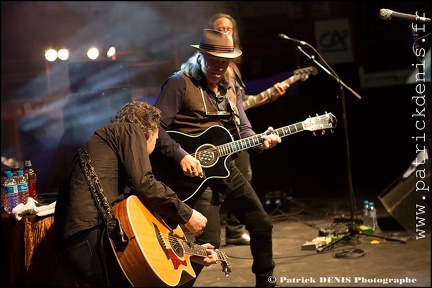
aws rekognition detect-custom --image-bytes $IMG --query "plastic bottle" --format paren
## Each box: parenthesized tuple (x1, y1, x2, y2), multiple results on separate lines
(2, 171, 19, 213)
(1, 171, 6, 210)
(17, 170, 29, 205)
(368, 202, 380, 233)
(24, 160, 38, 201)
(11, 162, 20, 177)
(362, 200, 370, 228)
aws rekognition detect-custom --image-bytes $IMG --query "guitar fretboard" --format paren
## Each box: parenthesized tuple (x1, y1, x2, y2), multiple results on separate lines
(181, 239, 228, 261)
(180, 239, 231, 275)
(217, 122, 305, 157)
(182, 240, 207, 257)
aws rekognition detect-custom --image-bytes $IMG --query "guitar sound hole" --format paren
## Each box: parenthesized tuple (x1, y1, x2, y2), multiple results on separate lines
(168, 234, 184, 258)
(196, 144, 217, 167)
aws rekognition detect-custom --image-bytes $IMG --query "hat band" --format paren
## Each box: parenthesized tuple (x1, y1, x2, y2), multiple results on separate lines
(199, 42, 234, 54)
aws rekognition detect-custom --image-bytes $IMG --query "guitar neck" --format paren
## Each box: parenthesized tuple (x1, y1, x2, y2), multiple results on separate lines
(217, 121, 305, 157)
(181, 240, 226, 260)
(181, 239, 207, 257)
(243, 74, 300, 110)
(181, 239, 231, 275)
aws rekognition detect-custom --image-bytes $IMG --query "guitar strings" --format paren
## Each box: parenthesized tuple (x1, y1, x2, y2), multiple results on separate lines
(161, 233, 230, 262)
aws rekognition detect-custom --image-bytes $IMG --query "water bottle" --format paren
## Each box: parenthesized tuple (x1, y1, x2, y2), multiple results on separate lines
(362, 200, 370, 228)
(2, 171, 19, 213)
(11, 162, 20, 177)
(368, 202, 380, 233)
(24, 160, 38, 201)
(17, 170, 29, 205)
(1, 171, 6, 210)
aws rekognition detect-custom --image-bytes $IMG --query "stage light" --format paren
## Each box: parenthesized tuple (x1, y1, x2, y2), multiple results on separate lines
(87, 47, 99, 60)
(57, 48, 69, 60)
(107, 46, 116, 58)
(45, 49, 57, 62)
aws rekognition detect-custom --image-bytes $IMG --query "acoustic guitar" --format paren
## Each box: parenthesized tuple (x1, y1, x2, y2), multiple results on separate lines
(109, 195, 231, 287)
(151, 112, 337, 203)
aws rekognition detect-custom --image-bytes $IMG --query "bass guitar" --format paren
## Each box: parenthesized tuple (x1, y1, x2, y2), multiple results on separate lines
(151, 113, 337, 203)
(242, 66, 318, 110)
(108, 195, 231, 287)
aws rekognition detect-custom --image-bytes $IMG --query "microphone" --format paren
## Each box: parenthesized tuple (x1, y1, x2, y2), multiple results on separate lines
(379, 8, 431, 23)
(278, 34, 307, 46)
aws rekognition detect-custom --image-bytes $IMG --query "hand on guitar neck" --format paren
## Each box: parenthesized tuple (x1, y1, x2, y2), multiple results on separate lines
(242, 66, 318, 110)
(190, 243, 219, 267)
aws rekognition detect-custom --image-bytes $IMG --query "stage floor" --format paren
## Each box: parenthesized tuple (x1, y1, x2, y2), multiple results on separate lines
(186, 191, 431, 287)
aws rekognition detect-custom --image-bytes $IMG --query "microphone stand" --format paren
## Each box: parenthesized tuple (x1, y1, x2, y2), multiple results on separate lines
(297, 43, 360, 228)
(296, 44, 405, 251)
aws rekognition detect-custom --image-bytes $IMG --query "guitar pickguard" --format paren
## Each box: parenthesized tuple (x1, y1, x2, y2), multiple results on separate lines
(167, 249, 188, 270)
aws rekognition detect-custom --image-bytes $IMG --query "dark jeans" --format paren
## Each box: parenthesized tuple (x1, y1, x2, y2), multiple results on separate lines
(57, 225, 130, 287)
(225, 151, 253, 238)
(184, 159, 275, 286)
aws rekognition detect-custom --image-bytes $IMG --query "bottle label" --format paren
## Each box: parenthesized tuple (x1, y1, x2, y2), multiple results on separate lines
(18, 183, 29, 192)
(4, 184, 18, 194)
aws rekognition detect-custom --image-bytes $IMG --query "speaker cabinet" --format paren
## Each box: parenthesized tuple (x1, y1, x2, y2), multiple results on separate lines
(378, 154, 430, 233)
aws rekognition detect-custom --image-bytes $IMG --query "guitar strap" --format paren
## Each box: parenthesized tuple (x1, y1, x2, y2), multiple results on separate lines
(223, 75, 243, 143)
(77, 144, 129, 251)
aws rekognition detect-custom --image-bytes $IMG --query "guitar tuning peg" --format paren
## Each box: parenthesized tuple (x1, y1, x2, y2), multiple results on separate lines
(322, 130, 325, 135)
(313, 131, 316, 136)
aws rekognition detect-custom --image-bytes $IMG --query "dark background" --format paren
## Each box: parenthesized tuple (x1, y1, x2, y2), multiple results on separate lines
(1, 1, 430, 204)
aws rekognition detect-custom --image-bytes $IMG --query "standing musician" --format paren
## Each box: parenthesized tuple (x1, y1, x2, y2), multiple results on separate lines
(153, 29, 282, 286)
(206, 12, 290, 246)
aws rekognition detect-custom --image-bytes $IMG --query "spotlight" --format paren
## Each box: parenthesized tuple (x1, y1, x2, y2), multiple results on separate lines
(87, 47, 99, 60)
(57, 48, 69, 60)
(107, 46, 116, 58)
(45, 49, 57, 62)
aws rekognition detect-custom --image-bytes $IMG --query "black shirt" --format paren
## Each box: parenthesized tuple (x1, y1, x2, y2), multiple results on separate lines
(55, 122, 193, 242)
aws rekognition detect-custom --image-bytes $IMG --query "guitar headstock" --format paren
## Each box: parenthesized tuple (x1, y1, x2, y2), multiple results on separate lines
(216, 249, 232, 277)
(303, 112, 337, 134)
(294, 66, 318, 81)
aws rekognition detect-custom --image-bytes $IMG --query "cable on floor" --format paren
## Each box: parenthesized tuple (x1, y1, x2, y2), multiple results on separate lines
(333, 248, 365, 259)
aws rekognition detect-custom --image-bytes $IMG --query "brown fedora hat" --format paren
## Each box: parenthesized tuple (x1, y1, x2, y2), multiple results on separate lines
(191, 29, 242, 59)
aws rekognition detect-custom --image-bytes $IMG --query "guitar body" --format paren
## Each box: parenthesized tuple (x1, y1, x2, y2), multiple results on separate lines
(110, 196, 195, 287)
(151, 125, 235, 203)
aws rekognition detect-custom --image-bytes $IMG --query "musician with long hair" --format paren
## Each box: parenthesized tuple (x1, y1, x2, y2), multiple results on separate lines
(153, 29, 282, 286)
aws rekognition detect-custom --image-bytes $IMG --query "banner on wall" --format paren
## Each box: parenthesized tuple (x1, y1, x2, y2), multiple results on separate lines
(314, 18, 354, 65)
